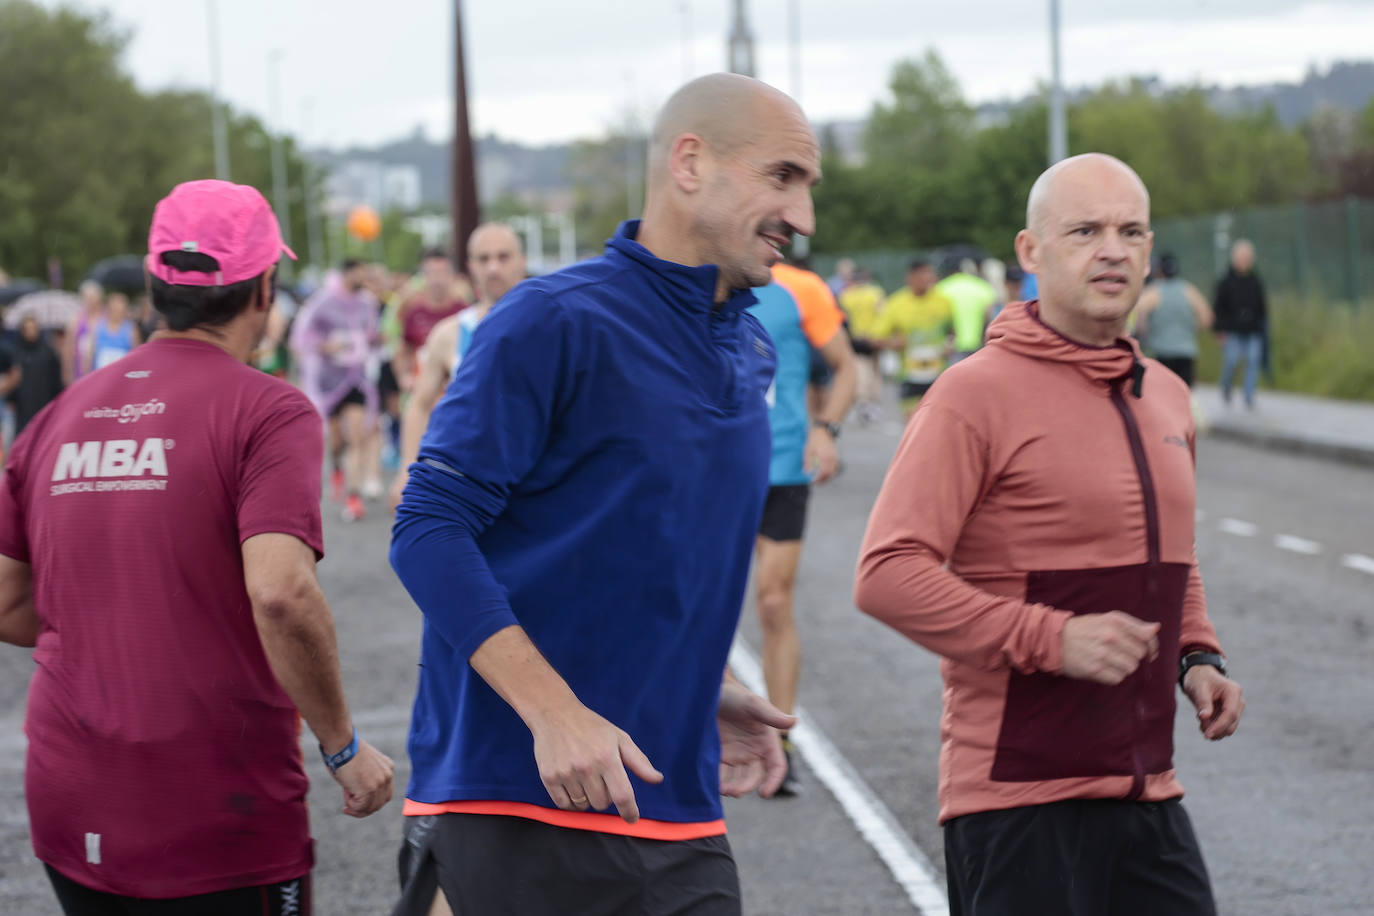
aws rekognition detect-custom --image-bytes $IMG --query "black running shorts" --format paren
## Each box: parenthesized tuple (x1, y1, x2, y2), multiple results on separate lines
(758, 484, 810, 543)
(45, 865, 311, 916)
(944, 798, 1215, 916)
(392, 813, 741, 916)
(327, 387, 367, 418)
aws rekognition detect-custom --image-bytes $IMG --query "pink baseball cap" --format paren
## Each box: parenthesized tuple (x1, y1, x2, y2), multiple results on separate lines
(146, 180, 297, 286)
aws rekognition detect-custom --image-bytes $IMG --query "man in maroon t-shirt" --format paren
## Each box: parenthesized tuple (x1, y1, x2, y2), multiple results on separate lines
(392, 249, 466, 389)
(0, 180, 394, 916)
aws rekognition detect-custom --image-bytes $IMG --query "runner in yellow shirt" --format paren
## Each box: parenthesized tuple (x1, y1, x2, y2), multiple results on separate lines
(871, 259, 954, 416)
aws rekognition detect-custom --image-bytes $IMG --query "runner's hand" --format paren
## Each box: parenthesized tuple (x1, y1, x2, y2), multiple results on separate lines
(332, 740, 395, 818)
(530, 703, 662, 823)
(1060, 611, 1159, 685)
(717, 682, 797, 798)
(805, 427, 840, 484)
(1182, 665, 1244, 740)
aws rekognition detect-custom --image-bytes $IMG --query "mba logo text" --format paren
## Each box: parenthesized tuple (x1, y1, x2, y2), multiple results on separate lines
(50, 439, 170, 495)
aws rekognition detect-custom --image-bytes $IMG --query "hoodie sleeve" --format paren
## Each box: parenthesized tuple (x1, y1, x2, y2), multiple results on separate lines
(854, 401, 1071, 673)
(389, 289, 573, 661)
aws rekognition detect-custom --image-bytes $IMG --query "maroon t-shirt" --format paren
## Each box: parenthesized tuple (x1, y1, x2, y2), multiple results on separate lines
(0, 338, 325, 898)
(400, 294, 465, 350)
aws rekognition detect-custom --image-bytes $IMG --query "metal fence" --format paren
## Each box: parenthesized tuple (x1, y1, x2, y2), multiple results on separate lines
(1152, 197, 1374, 306)
(811, 197, 1374, 306)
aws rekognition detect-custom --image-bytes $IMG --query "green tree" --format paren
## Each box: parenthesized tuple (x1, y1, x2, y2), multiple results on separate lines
(0, 0, 327, 283)
(862, 50, 974, 172)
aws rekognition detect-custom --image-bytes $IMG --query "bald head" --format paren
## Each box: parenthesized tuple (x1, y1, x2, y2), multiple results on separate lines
(467, 221, 527, 305)
(649, 73, 804, 179)
(466, 222, 523, 258)
(1230, 239, 1255, 274)
(1026, 154, 1149, 236)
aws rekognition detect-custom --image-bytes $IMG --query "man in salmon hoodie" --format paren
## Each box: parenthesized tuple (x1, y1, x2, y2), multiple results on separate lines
(854, 153, 1244, 916)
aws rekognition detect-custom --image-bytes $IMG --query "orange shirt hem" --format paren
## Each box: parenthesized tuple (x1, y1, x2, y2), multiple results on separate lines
(402, 799, 727, 841)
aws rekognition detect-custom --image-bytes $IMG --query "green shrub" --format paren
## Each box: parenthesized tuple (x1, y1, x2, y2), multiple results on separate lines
(1196, 296, 1374, 402)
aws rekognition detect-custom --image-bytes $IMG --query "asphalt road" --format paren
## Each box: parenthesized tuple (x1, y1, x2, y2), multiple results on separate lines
(0, 408, 1370, 915)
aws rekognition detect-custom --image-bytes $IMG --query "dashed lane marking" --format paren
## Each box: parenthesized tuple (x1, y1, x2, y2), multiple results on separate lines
(1218, 518, 1259, 537)
(1340, 554, 1374, 576)
(730, 641, 948, 916)
(1274, 535, 1322, 555)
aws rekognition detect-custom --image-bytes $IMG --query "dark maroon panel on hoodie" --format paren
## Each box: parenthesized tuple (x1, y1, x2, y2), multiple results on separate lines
(989, 562, 1191, 783)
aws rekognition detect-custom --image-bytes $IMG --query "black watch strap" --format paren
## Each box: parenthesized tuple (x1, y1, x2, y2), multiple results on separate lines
(813, 419, 841, 440)
(1178, 651, 1227, 690)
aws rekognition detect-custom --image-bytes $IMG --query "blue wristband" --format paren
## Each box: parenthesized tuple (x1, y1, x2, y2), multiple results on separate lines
(320, 728, 359, 774)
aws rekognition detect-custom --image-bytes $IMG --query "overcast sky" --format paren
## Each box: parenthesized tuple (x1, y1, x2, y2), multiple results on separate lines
(46, 0, 1374, 148)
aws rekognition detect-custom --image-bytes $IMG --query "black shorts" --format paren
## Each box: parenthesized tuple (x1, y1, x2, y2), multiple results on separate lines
(392, 813, 740, 916)
(45, 864, 311, 916)
(899, 379, 935, 401)
(378, 360, 400, 402)
(327, 387, 367, 418)
(758, 484, 810, 542)
(1156, 356, 1196, 388)
(944, 798, 1215, 916)
(807, 346, 832, 388)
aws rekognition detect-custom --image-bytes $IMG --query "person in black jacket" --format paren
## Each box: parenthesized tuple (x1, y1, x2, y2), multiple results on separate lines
(1212, 239, 1267, 408)
(8, 315, 64, 436)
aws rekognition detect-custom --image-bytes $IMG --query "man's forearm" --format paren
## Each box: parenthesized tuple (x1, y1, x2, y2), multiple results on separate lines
(253, 586, 354, 753)
(469, 625, 581, 735)
(0, 556, 38, 647)
(816, 356, 857, 426)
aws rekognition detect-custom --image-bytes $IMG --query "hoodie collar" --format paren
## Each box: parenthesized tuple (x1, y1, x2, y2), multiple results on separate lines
(605, 220, 758, 316)
(986, 300, 1147, 396)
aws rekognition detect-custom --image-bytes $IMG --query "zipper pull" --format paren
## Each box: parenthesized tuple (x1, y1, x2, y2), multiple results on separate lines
(1130, 360, 1145, 398)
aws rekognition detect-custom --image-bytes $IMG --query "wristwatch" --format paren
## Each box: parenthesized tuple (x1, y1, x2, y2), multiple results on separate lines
(812, 419, 841, 440)
(1178, 651, 1227, 690)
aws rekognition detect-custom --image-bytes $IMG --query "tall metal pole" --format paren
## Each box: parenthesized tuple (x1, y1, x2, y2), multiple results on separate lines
(679, 3, 693, 82)
(788, 0, 801, 103)
(268, 50, 293, 278)
(1048, 0, 1067, 165)
(727, 0, 756, 77)
(207, 0, 231, 180)
(452, 0, 481, 255)
(300, 99, 325, 271)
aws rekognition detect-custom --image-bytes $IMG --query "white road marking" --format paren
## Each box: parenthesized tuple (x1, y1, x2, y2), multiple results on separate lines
(1218, 518, 1259, 537)
(1340, 554, 1374, 576)
(730, 641, 949, 916)
(1274, 534, 1322, 555)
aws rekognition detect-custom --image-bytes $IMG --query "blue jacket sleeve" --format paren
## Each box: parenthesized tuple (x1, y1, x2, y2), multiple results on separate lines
(389, 289, 573, 660)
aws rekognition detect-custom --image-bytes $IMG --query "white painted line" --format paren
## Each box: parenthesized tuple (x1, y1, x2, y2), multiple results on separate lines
(1340, 554, 1374, 576)
(729, 641, 948, 916)
(1218, 518, 1259, 537)
(1274, 534, 1322, 556)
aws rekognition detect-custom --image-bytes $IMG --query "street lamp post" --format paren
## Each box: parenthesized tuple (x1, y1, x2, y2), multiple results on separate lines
(268, 50, 293, 277)
(207, 0, 231, 180)
(1048, 0, 1067, 164)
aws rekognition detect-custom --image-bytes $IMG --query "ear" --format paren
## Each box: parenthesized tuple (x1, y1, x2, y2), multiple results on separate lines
(256, 268, 276, 312)
(1014, 229, 1040, 275)
(668, 133, 707, 193)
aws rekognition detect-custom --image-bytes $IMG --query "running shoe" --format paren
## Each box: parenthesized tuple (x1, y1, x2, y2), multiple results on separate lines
(361, 478, 384, 501)
(330, 468, 345, 503)
(342, 493, 366, 522)
(773, 735, 803, 798)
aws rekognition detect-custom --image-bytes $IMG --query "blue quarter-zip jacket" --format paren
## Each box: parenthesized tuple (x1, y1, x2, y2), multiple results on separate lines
(390, 221, 776, 824)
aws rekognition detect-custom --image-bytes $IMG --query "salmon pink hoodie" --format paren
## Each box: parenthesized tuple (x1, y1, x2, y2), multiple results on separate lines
(855, 300, 1224, 823)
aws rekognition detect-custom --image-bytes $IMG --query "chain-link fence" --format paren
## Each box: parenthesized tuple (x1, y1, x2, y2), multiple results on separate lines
(810, 197, 1374, 306)
(1153, 196, 1374, 306)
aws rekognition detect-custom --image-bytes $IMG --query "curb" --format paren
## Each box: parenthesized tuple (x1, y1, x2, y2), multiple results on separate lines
(1203, 423, 1374, 470)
